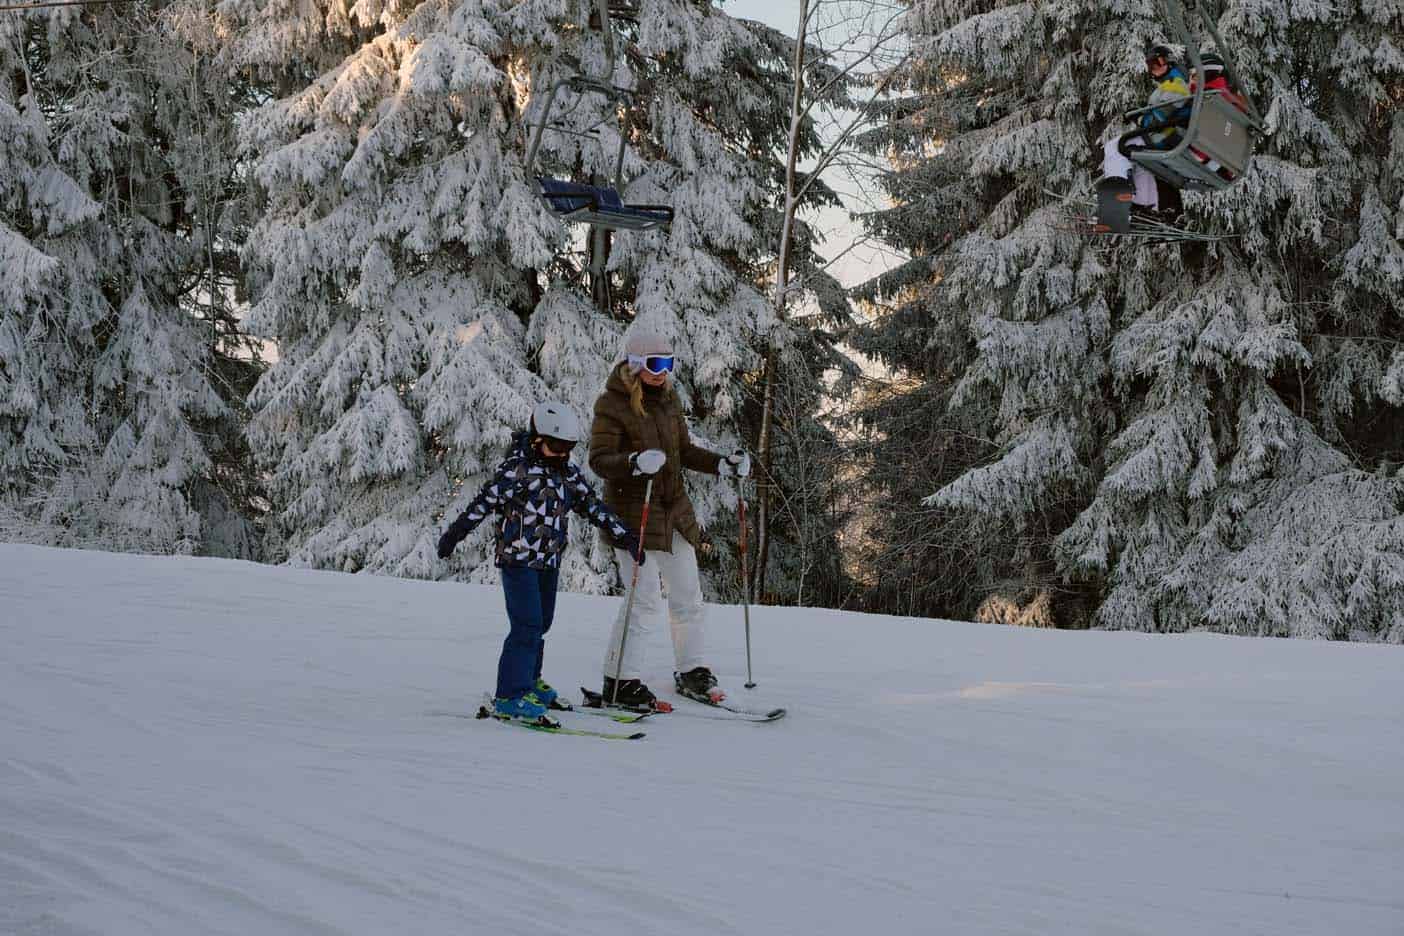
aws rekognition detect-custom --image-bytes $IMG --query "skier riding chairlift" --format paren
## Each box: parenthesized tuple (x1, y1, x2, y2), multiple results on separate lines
(1071, 0, 1266, 243)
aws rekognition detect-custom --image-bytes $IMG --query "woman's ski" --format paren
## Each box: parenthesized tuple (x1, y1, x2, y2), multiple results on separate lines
(581, 686, 785, 723)
(673, 689, 786, 722)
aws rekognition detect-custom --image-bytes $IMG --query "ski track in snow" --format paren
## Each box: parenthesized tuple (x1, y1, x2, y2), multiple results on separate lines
(2, 543, 1401, 936)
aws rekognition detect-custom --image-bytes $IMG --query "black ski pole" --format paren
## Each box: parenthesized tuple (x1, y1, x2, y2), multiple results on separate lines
(611, 477, 654, 705)
(737, 478, 755, 689)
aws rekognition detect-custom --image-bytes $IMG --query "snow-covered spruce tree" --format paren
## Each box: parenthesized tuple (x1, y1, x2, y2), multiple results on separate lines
(856, 0, 1404, 640)
(847, 0, 1095, 623)
(0, 3, 259, 557)
(226, 0, 848, 595)
(846, 51, 996, 621)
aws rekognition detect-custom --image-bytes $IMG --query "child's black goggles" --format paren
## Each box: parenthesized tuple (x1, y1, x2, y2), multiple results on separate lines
(538, 436, 577, 453)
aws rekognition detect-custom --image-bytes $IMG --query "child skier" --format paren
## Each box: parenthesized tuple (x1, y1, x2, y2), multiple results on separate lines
(436, 401, 643, 722)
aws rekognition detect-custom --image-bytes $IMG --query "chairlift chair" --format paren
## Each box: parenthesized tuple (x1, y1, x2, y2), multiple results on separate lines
(1125, 0, 1264, 188)
(537, 178, 673, 231)
(523, 1, 673, 234)
(1075, 0, 1265, 243)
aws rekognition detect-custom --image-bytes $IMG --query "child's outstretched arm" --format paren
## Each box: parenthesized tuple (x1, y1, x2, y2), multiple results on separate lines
(568, 469, 644, 561)
(436, 461, 522, 559)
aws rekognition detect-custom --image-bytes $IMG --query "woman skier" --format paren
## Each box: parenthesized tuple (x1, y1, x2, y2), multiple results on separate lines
(587, 319, 751, 710)
(437, 401, 642, 722)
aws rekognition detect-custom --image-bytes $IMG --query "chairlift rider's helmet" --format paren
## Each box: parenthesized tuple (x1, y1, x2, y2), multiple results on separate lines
(1144, 43, 1175, 71)
(528, 401, 581, 465)
(1197, 52, 1226, 80)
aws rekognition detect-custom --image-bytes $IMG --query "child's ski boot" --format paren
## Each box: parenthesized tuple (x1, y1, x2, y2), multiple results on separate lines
(493, 693, 549, 722)
(532, 678, 571, 711)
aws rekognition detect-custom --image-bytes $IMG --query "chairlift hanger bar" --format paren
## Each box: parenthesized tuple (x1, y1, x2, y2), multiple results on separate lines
(1165, 0, 1265, 127)
(525, 0, 631, 186)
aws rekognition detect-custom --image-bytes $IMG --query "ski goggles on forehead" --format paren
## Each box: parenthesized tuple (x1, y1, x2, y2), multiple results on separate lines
(628, 354, 676, 375)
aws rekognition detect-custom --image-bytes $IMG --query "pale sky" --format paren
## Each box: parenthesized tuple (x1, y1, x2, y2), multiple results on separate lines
(724, 0, 906, 290)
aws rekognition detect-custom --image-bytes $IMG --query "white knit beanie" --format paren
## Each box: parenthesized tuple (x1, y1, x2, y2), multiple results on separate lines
(619, 316, 673, 368)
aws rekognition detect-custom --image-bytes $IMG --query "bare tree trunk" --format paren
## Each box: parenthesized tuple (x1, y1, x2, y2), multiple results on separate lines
(590, 225, 612, 314)
(753, 0, 810, 601)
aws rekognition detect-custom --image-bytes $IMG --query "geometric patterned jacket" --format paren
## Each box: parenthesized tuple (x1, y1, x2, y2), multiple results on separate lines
(439, 433, 640, 570)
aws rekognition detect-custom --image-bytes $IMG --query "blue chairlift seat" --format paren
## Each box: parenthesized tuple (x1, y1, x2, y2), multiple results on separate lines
(537, 177, 673, 232)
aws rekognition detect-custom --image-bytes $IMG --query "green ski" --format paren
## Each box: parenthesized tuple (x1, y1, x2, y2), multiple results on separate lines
(472, 707, 646, 740)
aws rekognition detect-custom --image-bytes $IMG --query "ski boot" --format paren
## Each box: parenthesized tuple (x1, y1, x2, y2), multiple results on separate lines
(493, 693, 548, 722)
(674, 666, 725, 704)
(1154, 179, 1183, 221)
(532, 678, 571, 711)
(596, 677, 672, 713)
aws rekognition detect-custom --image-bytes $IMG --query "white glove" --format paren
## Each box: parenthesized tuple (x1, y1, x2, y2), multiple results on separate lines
(630, 449, 666, 476)
(718, 449, 751, 478)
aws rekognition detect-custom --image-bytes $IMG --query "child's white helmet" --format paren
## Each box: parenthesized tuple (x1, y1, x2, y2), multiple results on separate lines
(530, 401, 581, 443)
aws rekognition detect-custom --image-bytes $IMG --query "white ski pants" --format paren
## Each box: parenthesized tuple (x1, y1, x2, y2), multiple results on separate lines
(1103, 138, 1159, 208)
(603, 532, 708, 680)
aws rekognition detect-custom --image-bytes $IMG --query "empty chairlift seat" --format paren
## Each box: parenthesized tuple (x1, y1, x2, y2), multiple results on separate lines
(537, 177, 674, 232)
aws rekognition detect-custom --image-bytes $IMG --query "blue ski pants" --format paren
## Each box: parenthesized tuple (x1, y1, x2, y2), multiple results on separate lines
(496, 565, 560, 700)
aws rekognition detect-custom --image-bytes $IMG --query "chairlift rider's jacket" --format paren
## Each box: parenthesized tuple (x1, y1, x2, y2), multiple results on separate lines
(1141, 64, 1192, 147)
(1192, 73, 1247, 112)
(438, 433, 639, 570)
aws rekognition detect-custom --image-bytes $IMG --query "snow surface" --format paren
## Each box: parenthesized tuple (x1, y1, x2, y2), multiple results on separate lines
(3, 543, 1401, 936)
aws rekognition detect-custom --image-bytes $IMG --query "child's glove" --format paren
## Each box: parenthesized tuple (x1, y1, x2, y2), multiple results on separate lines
(436, 533, 456, 559)
(437, 521, 467, 559)
(718, 449, 751, 478)
(630, 449, 666, 476)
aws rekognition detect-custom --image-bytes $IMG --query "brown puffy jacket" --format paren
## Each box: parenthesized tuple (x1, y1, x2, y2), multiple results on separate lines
(589, 367, 723, 552)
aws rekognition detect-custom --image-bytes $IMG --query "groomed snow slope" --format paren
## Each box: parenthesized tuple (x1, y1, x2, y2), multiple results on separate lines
(3, 543, 1401, 936)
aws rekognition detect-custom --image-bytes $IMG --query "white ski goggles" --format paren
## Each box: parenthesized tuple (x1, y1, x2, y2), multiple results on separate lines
(627, 354, 676, 375)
